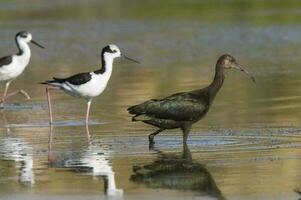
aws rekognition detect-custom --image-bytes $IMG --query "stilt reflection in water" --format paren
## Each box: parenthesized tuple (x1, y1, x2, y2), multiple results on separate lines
(48, 126, 123, 198)
(0, 112, 35, 185)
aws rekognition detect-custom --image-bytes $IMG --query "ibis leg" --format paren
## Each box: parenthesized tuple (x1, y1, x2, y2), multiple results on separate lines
(181, 124, 192, 144)
(182, 142, 192, 163)
(148, 128, 164, 144)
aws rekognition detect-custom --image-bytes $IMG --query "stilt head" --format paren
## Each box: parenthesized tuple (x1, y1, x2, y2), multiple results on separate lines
(16, 31, 32, 43)
(101, 44, 140, 63)
(102, 44, 121, 59)
(217, 54, 255, 83)
(15, 31, 45, 49)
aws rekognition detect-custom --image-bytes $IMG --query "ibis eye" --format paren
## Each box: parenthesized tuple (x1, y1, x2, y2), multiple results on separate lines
(113, 50, 117, 53)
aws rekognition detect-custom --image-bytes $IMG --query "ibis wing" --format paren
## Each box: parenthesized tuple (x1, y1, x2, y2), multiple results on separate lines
(0, 56, 12, 67)
(128, 92, 209, 121)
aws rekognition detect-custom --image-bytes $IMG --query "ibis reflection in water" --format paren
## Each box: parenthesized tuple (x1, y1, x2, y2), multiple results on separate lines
(48, 126, 123, 198)
(128, 54, 255, 146)
(130, 143, 226, 200)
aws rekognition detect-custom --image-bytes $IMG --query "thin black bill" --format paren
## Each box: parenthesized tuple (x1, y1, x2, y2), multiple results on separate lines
(123, 55, 140, 63)
(31, 40, 45, 49)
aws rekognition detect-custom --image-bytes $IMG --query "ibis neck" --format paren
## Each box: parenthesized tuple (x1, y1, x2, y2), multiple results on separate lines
(208, 64, 225, 99)
(16, 38, 31, 57)
(95, 54, 114, 76)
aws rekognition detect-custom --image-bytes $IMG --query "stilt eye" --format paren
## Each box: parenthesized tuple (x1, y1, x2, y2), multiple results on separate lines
(19, 32, 28, 38)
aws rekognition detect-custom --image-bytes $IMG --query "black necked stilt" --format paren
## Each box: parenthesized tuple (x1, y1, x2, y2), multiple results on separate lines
(128, 54, 255, 147)
(0, 31, 45, 107)
(41, 44, 139, 125)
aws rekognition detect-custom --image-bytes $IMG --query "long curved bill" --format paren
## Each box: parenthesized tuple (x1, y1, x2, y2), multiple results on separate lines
(234, 62, 256, 83)
(31, 40, 45, 49)
(123, 55, 140, 63)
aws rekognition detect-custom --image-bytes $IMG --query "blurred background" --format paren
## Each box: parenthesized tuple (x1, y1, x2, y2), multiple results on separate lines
(1, 0, 301, 200)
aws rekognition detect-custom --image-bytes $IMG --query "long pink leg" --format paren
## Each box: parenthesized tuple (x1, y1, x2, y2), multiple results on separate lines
(1, 110, 10, 135)
(85, 99, 92, 125)
(3, 89, 31, 100)
(85, 100, 92, 144)
(85, 122, 92, 145)
(0, 81, 11, 107)
(46, 86, 59, 125)
(0, 81, 31, 105)
(2, 81, 11, 100)
(86, 99, 92, 142)
(48, 125, 53, 162)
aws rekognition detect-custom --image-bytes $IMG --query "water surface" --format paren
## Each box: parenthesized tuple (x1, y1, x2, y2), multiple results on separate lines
(1, 1, 301, 199)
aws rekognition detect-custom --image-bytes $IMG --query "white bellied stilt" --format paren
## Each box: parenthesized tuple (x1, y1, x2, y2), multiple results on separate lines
(41, 44, 139, 126)
(0, 31, 45, 107)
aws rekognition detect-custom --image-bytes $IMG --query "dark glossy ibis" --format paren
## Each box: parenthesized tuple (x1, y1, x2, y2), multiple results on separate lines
(127, 54, 255, 146)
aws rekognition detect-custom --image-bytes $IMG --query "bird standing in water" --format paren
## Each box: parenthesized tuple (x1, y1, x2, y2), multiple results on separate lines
(0, 31, 45, 107)
(41, 44, 139, 125)
(128, 54, 255, 146)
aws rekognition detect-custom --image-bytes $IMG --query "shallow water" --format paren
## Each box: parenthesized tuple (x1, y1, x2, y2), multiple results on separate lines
(1, 0, 301, 199)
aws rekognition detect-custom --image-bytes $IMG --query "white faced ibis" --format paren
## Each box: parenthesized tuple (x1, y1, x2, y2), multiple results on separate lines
(41, 44, 139, 125)
(128, 54, 255, 145)
(0, 31, 45, 107)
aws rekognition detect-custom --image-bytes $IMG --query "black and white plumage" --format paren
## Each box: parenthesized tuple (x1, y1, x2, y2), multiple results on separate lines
(0, 56, 13, 67)
(41, 44, 139, 125)
(0, 31, 44, 106)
